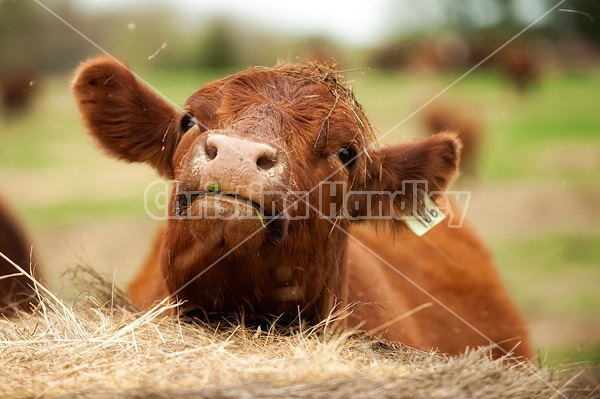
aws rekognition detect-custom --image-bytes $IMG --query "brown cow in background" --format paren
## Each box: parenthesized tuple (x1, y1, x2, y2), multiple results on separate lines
(0, 198, 40, 315)
(72, 57, 530, 360)
(1, 66, 38, 117)
(370, 36, 542, 92)
(468, 39, 541, 92)
(423, 103, 484, 176)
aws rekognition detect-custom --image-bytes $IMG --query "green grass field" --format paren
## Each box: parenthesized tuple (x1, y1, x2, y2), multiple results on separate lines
(1, 66, 598, 367)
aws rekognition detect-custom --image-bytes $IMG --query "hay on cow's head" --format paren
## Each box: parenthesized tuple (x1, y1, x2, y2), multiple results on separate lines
(270, 60, 376, 142)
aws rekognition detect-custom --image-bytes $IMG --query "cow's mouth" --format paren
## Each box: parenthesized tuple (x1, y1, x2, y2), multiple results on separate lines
(176, 190, 263, 216)
(175, 190, 287, 241)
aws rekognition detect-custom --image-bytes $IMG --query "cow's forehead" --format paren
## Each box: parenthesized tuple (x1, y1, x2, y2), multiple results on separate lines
(185, 63, 376, 144)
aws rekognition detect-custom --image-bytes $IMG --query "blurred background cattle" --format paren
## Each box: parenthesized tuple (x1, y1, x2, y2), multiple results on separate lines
(422, 102, 484, 176)
(0, 197, 40, 315)
(1, 66, 38, 117)
(0, 0, 599, 367)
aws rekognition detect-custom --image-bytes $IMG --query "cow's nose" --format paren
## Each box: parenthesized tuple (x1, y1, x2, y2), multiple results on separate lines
(205, 134, 279, 171)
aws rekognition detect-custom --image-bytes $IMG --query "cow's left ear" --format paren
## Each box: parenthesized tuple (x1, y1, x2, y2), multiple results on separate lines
(359, 132, 461, 223)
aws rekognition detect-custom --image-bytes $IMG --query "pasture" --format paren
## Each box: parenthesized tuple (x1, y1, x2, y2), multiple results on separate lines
(0, 65, 599, 394)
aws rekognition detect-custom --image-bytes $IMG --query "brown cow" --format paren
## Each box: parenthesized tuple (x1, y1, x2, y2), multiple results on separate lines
(73, 57, 530, 359)
(0, 198, 40, 315)
(1, 67, 38, 117)
(468, 39, 540, 92)
(423, 103, 483, 176)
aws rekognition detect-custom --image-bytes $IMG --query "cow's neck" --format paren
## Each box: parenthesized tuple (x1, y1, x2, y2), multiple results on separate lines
(163, 223, 348, 325)
(265, 230, 349, 324)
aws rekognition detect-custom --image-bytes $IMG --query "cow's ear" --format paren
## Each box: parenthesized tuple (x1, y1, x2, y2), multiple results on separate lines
(72, 57, 180, 178)
(360, 132, 461, 227)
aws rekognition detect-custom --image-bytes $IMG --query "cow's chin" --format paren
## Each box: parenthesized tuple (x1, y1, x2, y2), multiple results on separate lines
(184, 195, 287, 251)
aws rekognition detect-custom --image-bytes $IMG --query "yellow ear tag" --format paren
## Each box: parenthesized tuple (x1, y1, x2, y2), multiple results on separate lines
(404, 189, 446, 236)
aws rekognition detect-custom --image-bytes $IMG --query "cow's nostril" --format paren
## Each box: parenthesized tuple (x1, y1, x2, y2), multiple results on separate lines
(257, 156, 276, 170)
(205, 145, 218, 161)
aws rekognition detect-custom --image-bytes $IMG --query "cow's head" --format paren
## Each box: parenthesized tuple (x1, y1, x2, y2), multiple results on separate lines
(73, 58, 460, 322)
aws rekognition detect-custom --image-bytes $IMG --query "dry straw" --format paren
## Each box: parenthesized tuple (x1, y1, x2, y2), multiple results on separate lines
(0, 255, 597, 398)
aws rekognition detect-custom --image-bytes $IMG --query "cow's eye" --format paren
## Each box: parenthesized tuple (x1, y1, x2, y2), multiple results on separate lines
(338, 146, 357, 169)
(181, 113, 198, 132)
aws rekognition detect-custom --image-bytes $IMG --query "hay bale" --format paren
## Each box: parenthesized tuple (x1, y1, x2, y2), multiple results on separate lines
(0, 267, 597, 399)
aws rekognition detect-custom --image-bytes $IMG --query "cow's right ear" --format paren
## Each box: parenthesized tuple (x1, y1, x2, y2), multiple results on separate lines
(72, 57, 180, 178)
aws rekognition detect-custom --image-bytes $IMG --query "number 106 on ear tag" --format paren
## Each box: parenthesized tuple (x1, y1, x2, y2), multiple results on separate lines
(404, 189, 446, 236)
